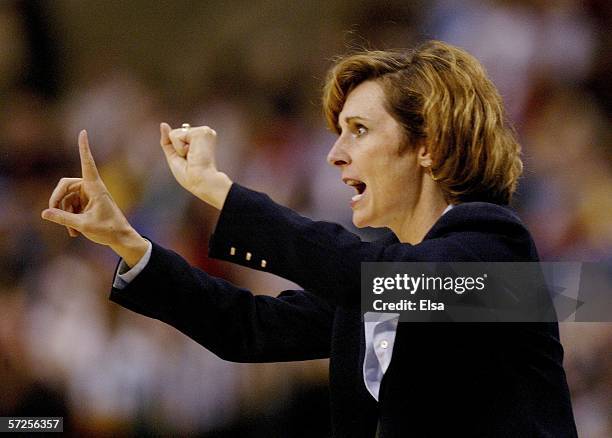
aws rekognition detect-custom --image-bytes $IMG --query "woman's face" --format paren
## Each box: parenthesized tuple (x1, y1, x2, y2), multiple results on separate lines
(327, 80, 425, 230)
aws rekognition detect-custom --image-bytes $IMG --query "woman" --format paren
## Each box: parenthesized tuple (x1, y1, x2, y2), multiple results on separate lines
(42, 41, 577, 437)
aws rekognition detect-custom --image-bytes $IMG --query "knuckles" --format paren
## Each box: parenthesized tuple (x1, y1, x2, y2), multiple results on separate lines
(170, 125, 217, 139)
(195, 126, 217, 137)
(56, 177, 81, 188)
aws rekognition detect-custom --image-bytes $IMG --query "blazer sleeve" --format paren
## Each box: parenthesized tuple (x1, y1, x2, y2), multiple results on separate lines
(209, 184, 531, 307)
(109, 241, 334, 363)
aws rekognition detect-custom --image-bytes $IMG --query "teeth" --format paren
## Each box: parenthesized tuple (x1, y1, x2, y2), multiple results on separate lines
(352, 194, 364, 202)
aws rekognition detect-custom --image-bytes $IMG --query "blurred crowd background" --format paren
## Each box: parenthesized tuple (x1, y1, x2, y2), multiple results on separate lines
(1, 0, 610, 436)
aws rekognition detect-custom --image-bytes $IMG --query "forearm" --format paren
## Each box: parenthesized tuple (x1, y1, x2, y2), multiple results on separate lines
(209, 184, 372, 305)
(110, 241, 333, 362)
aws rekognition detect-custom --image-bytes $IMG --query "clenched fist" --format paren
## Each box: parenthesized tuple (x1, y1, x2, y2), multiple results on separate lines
(160, 123, 232, 209)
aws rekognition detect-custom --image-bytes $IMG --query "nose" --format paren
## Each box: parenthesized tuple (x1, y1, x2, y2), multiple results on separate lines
(327, 137, 351, 167)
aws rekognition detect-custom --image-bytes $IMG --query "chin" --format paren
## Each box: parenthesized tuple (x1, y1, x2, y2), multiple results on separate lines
(352, 212, 371, 229)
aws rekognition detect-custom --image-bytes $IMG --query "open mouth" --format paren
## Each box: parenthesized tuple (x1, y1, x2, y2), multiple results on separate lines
(344, 178, 367, 202)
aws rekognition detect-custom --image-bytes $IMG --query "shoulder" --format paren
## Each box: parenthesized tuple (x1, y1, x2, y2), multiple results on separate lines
(427, 202, 525, 238)
(422, 202, 540, 262)
(374, 202, 527, 246)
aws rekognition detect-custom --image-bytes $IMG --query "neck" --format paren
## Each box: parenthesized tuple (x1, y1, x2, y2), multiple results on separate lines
(391, 175, 448, 244)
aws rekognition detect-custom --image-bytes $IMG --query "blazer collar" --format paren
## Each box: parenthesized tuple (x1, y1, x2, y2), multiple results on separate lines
(375, 201, 519, 245)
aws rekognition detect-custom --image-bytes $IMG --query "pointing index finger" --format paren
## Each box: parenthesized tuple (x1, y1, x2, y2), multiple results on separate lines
(79, 130, 101, 181)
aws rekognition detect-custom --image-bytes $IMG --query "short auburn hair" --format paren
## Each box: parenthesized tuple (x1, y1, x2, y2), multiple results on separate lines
(322, 40, 522, 205)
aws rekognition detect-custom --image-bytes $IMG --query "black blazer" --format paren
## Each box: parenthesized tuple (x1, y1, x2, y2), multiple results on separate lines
(110, 184, 577, 437)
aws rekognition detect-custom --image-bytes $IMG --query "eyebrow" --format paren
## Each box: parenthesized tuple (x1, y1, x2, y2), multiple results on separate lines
(343, 116, 370, 124)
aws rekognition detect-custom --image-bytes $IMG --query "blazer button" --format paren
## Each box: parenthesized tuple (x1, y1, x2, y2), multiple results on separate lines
(246, 252, 252, 261)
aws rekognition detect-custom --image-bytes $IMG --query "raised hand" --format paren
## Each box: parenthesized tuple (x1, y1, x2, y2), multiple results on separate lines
(42, 130, 148, 267)
(160, 123, 232, 210)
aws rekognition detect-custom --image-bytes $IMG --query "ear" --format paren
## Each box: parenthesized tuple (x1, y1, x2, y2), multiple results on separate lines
(417, 145, 433, 168)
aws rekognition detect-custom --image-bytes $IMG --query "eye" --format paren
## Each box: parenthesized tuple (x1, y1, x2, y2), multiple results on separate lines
(353, 124, 368, 137)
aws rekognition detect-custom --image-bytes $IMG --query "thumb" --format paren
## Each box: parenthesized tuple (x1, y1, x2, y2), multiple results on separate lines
(159, 122, 176, 158)
(160, 122, 172, 145)
(41, 208, 83, 230)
